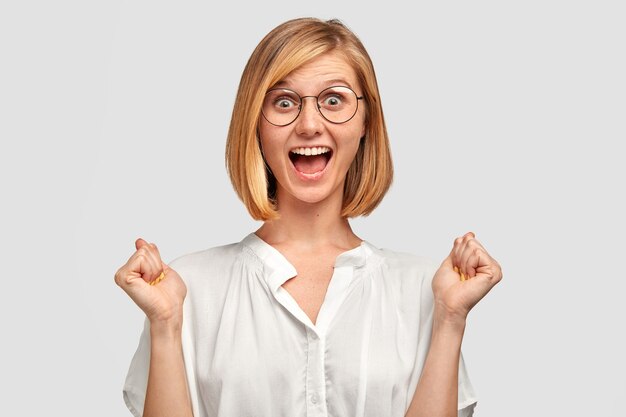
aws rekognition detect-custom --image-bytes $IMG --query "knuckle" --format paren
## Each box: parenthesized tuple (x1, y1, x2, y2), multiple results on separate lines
(113, 265, 126, 287)
(487, 266, 502, 282)
(114, 268, 130, 287)
(151, 243, 161, 256)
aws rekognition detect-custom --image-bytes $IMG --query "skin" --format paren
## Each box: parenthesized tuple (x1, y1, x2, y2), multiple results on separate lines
(255, 51, 367, 324)
(258, 52, 366, 209)
(114, 50, 503, 417)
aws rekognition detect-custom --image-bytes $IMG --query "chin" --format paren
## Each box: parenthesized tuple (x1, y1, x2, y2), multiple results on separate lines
(288, 186, 335, 205)
(279, 179, 343, 206)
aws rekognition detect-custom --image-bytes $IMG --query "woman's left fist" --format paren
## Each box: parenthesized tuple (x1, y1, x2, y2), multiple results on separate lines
(432, 232, 503, 322)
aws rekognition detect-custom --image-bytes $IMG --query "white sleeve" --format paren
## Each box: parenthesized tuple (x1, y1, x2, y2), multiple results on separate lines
(457, 350, 478, 416)
(459, 402, 477, 417)
(122, 316, 151, 417)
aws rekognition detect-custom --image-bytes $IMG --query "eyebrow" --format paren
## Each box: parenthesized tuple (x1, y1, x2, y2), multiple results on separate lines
(272, 78, 355, 91)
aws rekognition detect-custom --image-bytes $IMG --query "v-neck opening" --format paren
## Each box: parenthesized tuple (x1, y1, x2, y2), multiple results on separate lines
(242, 232, 371, 335)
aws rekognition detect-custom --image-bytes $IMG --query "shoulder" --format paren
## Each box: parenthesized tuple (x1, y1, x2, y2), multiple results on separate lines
(167, 238, 260, 283)
(168, 241, 241, 269)
(364, 244, 441, 315)
(367, 244, 440, 279)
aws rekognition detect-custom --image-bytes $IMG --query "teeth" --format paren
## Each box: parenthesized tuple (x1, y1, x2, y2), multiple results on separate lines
(290, 147, 331, 156)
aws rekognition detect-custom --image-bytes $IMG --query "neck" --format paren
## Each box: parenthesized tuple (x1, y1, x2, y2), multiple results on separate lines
(255, 186, 361, 250)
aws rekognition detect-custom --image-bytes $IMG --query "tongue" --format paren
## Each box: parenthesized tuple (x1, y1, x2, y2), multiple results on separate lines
(292, 154, 328, 174)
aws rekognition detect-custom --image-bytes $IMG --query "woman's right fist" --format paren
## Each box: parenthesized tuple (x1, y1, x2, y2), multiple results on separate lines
(114, 238, 187, 325)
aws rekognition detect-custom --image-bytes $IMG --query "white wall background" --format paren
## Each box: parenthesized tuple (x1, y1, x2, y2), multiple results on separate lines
(1, 1, 624, 415)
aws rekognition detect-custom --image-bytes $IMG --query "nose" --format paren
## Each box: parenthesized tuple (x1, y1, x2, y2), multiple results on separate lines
(294, 96, 324, 137)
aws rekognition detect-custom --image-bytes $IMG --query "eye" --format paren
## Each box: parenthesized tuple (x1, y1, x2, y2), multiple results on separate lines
(266, 90, 300, 112)
(275, 97, 297, 109)
(319, 87, 350, 111)
(321, 94, 343, 107)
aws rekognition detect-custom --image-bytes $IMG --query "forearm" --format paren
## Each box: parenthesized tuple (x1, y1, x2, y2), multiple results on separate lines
(405, 313, 466, 417)
(143, 320, 193, 417)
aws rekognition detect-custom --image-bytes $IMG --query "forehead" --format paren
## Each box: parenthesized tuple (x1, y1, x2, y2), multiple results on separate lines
(274, 51, 360, 92)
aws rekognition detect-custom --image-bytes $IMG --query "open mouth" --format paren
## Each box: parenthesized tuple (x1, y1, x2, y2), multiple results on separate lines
(288, 146, 333, 176)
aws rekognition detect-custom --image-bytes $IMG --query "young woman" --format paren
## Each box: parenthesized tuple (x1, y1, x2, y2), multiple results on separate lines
(116, 17, 502, 417)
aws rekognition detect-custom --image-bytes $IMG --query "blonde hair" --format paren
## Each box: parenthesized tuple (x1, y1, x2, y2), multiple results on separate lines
(225, 17, 393, 221)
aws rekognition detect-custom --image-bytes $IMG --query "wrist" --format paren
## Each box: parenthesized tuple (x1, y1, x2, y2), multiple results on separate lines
(149, 316, 183, 339)
(433, 303, 468, 333)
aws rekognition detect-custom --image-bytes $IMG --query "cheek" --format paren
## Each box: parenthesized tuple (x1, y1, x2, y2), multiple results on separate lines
(342, 125, 365, 160)
(258, 127, 285, 172)
(260, 140, 278, 169)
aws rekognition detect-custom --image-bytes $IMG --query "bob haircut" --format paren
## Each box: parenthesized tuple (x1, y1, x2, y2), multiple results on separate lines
(226, 17, 393, 221)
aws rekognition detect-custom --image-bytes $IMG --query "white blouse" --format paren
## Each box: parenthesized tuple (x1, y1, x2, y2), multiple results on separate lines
(123, 233, 477, 417)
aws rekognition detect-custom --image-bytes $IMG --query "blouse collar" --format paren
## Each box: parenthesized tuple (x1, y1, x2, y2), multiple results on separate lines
(241, 233, 371, 292)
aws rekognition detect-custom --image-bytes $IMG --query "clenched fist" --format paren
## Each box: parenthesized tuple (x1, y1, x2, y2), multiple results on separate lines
(432, 232, 503, 323)
(114, 238, 187, 325)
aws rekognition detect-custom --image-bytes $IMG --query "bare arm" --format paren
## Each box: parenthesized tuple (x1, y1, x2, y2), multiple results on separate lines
(405, 313, 466, 417)
(143, 319, 193, 417)
(114, 238, 192, 417)
(406, 232, 503, 416)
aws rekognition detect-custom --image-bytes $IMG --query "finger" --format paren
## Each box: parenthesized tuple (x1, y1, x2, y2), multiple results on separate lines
(451, 235, 465, 267)
(463, 245, 483, 278)
(143, 242, 164, 273)
(453, 265, 467, 281)
(135, 238, 163, 282)
(470, 251, 503, 288)
(129, 242, 162, 283)
(451, 232, 475, 271)
(144, 243, 167, 286)
(135, 237, 149, 251)
(117, 250, 158, 287)
(459, 237, 482, 278)
(149, 270, 166, 286)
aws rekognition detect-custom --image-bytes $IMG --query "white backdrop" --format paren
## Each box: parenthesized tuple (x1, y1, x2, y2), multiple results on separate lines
(1, 1, 624, 416)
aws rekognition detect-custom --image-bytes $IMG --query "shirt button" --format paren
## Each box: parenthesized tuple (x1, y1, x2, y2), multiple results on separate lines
(310, 393, 319, 404)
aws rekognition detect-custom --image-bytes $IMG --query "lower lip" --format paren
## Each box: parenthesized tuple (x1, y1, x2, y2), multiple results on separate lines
(290, 154, 332, 182)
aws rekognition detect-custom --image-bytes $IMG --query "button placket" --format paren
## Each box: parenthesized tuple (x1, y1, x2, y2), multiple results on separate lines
(305, 327, 328, 416)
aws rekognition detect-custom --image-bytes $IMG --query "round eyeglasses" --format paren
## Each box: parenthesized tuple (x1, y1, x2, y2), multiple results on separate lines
(261, 86, 364, 126)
